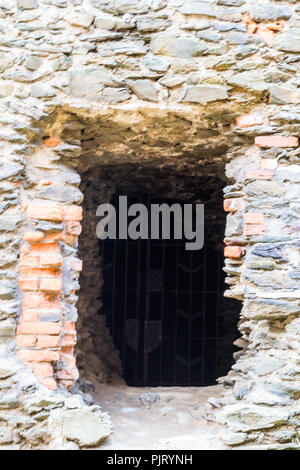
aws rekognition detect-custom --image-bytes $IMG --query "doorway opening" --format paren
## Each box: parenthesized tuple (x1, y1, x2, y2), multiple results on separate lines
(76, 163, 240, 389)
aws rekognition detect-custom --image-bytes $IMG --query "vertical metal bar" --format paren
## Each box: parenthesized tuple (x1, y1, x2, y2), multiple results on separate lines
(144, 195, 151, 385)
(201, 223, 207, 385)
(160, 237, 165, 385)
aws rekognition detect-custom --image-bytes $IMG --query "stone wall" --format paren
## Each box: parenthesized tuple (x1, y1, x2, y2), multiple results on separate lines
(0, 0, 298, 449)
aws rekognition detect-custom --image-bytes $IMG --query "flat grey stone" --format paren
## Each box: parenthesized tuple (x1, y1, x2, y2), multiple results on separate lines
(65, 10, 95, 28)
(178, 0, 217, 17)
(39, 185, 83, 204)
(24, 55, 42, 71)
(101, 87, 130, 102)
(227, 70, 268, 93)
(274, 29, 300, 53)
(30, 83, 56, 98)
(145, 55, 170, 72)
(70, 69, 123, 100)
(216, 403, 289, 432)
(17, 0, 38, 9)
(0, 162, 23, 181)
(180, 85, 228, 103)
(159, 75, 185, 87)
(249, 2, 292, 22)
(270, 84, 300, 105)
(62, 408, 111, 447)
(129, 79, 158, 101)
(93, 0, 150, 15)
(150, 33, 207, 57)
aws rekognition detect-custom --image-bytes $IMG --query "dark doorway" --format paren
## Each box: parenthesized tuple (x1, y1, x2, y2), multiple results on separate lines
(101, 193, 239, 387)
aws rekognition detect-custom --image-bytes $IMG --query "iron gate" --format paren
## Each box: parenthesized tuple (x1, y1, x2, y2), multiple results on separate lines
(101, 194, 232, 386)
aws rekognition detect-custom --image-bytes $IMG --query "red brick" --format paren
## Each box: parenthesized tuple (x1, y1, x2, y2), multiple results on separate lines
(19, 278, 39, 292)
(255, 136, 298, 148)
(20, 267, 60, 279)
(37, 335, 60, 349)
(30, 243, 59, 253)
(224, 246, 242, 259)
(24, 231, 45, 242)
(223, 199, 241, 212)
(40, 278, 62, 293)
(17, 335, 36, 348)
(45, 232, 63, 242)
(19, 255, 39, 268)
(32, 363, 54, 378)
(27, 202, 64, 221)
(64, 205, 83, 221)
(66, 221, 82, 236)
(22, 292, 60, 309)
(44, 136, 60, 148)
(63, 322, 76, 335)
(236, 114, 269, 128)
(243, 224, 266, 236)
(39, 377, 57, 390)
(244, 169, 275, 181)
(17, 350, 60, 362)
(17, 322, 61, 335)
(61, 334, 76, 347)
(21, 309, 39, 322)
(39, 253, 63, 268)
(61, 346, 74, 355)
(244, 213, 264, 224)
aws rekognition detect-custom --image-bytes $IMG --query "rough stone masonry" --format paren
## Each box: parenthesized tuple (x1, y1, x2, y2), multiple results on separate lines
(0, 0, 299, 450)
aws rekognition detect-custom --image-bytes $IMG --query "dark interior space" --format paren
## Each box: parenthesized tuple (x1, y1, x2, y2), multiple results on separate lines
(90, 164, 241, 387)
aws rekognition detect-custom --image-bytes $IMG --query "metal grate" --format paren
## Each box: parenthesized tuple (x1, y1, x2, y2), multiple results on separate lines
(101, 194, 237, 387)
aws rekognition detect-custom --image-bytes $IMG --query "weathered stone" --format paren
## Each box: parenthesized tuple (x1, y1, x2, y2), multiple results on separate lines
(0, 392, 19, 409)
(0, 281, 15, 299)
(216, 404, 289, 432)
(30, 83, 56, 98)
(70, 69, 123, 101)
(249, 2, 292, 22)
(62, 408, 111, 447)
(145, 55, 170, 72)
(24, 394, 65, 414)
(0, 319, 15, 337)
(17, 0, 38, 9)
(39, 185, 83, 204)
(270, 85, 300, 105)
(274, 29, 300, 53)
(0, 162, 22, 181)
(136, 16, 171, 32)
(102, 87, 130, 102)
(93, 0, 150, 15)
(178, 0, 217, 17)
(0, 250, 16, 267)
(94, 14, 117, 30)
(159, 75, 185, 87)
(0, 81, 14, 98)
(150, 33, 207, 58)
(128, 79, 158, 101)
(24, 55, 42, 71)
(0, 360, 19, 379)
(227, 71, 268, 94)
(66, 11, 95, 28)
(180, 85, 228, 103)
(234, 356, 286, 376)
(218, 430, 249, 445)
